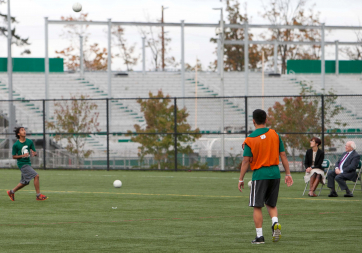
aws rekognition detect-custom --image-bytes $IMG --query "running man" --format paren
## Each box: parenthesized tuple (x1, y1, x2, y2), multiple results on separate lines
(7, 127, 48, 201)
(238, 109, 293, 244)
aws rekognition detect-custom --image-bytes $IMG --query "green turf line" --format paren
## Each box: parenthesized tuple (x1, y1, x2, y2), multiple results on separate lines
(2, 188, 360, 202)
(0, 211, 359, 227)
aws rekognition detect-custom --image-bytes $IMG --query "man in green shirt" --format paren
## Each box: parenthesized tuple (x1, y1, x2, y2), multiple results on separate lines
(7, 127, 48, 201)
(238, 109, 293, 244)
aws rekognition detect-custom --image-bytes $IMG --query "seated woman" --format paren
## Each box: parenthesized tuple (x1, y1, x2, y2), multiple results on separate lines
(304, 137, 325, 197)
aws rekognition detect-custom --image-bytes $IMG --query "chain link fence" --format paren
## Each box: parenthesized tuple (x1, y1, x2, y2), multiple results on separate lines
(0, 94, 360, 171)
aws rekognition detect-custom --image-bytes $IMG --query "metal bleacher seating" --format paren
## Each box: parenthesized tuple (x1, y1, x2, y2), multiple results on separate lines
(1, 72, 362, 157)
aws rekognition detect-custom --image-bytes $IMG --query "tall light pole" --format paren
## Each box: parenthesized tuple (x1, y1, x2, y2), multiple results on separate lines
(44, 17, 50, 150)
(107, 18, 112, 132)
(335, 40, 339, 76)
(181, 20, 185, 108)
(217, 38, 221, 74)
(244, 21, 249, 96)
(213, 7, 225, 171)
(321, 23, 325, 92)
(142, 37, 146, 74)
(7, 0, 14, 148)
(161, 6, 168, 71)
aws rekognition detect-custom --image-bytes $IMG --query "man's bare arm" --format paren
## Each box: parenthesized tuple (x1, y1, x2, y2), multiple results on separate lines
(13, 154, 27, 159)
(280, 151, 293, 187)
(238, 157, 251, 192)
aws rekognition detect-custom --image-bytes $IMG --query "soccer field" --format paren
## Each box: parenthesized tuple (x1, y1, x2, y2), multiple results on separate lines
(0, 169, 361, 253)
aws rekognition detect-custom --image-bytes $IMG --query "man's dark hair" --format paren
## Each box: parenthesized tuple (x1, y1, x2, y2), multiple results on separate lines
(253, 109, 267, 125)
(14, 127, 24, 139)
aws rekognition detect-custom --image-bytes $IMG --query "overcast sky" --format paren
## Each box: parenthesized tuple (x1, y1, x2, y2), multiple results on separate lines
(1, 0, 362, 71)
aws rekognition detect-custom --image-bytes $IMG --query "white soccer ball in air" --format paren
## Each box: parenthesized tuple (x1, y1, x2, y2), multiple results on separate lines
(248, 181, 252, 188)
(72, 2, 82, 12)
(113, 180, 122, 188)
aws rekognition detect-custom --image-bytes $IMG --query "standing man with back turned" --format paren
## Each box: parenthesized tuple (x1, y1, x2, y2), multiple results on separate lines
(238, 109, 293, 244)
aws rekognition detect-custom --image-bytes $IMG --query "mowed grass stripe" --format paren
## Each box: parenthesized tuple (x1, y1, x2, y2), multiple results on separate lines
(0, 211, 359, 227)
(1, 188, 361, 202)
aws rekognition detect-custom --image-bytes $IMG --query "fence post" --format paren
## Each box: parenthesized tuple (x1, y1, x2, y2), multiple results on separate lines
(106, 98, 110, 171)
(245, 96, 248, 138)
(174, 97, 178, 172)
(321, 95, 325, 152)
(42, 99, 46, 170)
(321, 23, 325, 92)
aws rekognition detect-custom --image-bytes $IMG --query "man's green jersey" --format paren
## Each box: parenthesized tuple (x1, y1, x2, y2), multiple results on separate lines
(243, 128, 285, 181)
(12, 138, 36, 169)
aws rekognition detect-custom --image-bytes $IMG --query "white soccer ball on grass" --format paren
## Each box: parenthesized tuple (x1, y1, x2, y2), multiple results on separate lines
(113, 180, 122, 188)
(72, 2, 82, 12)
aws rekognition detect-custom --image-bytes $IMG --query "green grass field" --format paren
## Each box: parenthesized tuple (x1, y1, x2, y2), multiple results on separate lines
(0, 169, 361, 253)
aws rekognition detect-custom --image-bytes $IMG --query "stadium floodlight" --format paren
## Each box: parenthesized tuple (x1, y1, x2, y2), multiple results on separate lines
(80, 35, 84, 78)
(142, 37, 146, 74)
(161, 6, 169, 70)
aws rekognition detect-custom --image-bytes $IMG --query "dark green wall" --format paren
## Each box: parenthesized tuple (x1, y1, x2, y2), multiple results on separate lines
(0, 58, 63, 72)
(287, 60, 362, 74)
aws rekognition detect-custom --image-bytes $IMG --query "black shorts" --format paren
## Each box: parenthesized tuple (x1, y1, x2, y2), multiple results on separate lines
(249, 179, 280, 208)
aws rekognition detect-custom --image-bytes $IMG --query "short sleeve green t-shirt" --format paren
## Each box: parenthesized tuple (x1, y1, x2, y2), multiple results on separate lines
(12, 139, 36, 169)
(243, 128, 285, 181)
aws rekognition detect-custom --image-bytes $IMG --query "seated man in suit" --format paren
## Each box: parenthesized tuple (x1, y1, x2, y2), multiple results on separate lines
(327, 141, 360, 197)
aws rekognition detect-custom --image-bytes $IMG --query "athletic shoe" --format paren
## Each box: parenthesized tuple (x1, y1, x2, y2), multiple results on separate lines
(36, 194, 48, 201)
(7, 190, 14, 201)
(251, 236, 265, 244)
(272, 222, 282, 242)
(344, 193, 353, 197)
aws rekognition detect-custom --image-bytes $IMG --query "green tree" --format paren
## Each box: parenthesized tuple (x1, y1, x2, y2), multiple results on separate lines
(185, 58, 203, 71)
(341, 29, 362, 60)
(46, 95, 101, 165)
(0, 0, 31, 55)
(127, 90, 202, 170)
(111, 25, 140, 71)
(260, 0, 323, 73)
(139, 14, 178, 71)
(210, 0, 263, 71)
(55, 13, 109, 71)
(267, 84, 346, 167)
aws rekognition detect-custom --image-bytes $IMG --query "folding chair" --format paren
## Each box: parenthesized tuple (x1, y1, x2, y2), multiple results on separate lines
(351, 161, 362, 193)
(337, 160, 362, 194)
(302, 159, 330, 196)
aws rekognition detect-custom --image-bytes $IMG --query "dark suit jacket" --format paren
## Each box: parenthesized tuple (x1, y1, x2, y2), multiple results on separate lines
(304, 149, 324, 171)
(334, 150, 360, 182)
